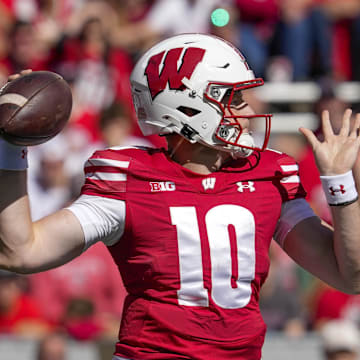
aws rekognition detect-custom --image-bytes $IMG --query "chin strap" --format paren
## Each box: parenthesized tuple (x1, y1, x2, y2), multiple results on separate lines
(168, 136, 185, 159)
(180, 124, 199, 142)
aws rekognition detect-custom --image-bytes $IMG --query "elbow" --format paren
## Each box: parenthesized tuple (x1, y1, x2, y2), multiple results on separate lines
(344, 287, 360, 295)
(1, 258, 31, 275)
(6, 256, 39, 275)
(0, 248, 36, 275)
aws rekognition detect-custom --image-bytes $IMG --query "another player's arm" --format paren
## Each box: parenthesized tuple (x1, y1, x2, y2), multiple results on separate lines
(283, 109, 360, 294)
(0, 169, 85, 273)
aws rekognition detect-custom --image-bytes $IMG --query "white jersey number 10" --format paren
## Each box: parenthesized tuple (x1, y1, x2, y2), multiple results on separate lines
(170, 204, 256, 309)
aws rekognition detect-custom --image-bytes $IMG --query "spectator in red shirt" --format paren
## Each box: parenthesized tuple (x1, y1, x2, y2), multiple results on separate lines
(52, 15, 134, 144)
(0, 270, 50, 337)
(28, 242, 126, 341)
(0, 20, 51, 77)
(318, 0, 360, 80)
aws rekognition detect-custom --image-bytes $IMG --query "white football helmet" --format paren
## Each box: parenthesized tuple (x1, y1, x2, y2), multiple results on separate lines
(130, 33, 272, 157)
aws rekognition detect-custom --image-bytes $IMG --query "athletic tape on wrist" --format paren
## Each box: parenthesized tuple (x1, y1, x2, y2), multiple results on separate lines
(320, 170, 358, 206)
(0, 138, 28, 170)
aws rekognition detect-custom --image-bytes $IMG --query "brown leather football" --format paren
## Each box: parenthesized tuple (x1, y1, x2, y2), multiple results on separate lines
(0, 71, 73, 146)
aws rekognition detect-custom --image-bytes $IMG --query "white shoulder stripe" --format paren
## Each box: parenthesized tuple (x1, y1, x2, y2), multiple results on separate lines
(280, 175, 300, 183)
(108, 145, 148, 151)
(280, 164, 298, 172)
(86, 172, 127, 181)
(85, 158, 130, 168)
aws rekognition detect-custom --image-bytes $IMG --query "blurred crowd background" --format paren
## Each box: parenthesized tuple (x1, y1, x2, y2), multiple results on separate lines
(1, 0, 360, 359)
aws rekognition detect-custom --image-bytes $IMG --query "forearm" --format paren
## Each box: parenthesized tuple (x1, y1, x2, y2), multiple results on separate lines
(315, 167, 360, 292)
(338, 155, 360, 288)
(0, 171, 85, 273)
(331, 201, 360, 292)
(0, 170, 34, 271)
(329, 154, 360, 288)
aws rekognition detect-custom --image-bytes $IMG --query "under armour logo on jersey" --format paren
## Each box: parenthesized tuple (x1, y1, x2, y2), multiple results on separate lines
(329, 185, 346, 196)
(202, 177, 216, 190)
(237, 181, 256, 192)
(150, 181, 176, 192)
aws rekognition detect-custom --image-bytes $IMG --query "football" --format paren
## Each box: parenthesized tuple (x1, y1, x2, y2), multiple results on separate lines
(0, 71, 73, 146)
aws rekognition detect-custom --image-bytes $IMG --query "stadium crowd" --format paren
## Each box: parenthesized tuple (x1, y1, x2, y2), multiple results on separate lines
(1, 0, 360, 358)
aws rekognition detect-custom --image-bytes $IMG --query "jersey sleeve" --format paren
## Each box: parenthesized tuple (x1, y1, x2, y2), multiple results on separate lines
(66, 194, 126, 250)
(80, 149, 131, 201)
(67, 149, 132, 250)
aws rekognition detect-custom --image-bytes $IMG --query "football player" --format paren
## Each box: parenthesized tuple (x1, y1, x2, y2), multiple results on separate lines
(1, 34, 360, 360)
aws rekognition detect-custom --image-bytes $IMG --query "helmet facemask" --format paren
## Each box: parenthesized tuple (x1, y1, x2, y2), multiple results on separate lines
(204, 80, 272, 158)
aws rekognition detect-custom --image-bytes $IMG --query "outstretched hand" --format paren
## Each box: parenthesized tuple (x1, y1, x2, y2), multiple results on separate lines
(299, 109, 360, 175)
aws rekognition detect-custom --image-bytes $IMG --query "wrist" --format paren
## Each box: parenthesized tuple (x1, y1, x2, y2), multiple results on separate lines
(0, 138, 28, 170)
(320, 170, 358, 206)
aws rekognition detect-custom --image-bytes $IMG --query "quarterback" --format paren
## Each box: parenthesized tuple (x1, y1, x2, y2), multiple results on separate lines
(1, 34, 360, 360)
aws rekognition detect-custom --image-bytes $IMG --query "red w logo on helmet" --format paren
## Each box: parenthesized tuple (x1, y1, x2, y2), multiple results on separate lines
(145, 47, 205, 100)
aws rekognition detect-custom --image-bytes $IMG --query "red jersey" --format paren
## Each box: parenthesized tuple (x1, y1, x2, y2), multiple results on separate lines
(0, 294, 46, 334)
(80, 146, 306, 360)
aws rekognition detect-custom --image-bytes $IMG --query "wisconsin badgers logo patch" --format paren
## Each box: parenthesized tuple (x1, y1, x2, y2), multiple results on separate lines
(144, 47, 205, 100)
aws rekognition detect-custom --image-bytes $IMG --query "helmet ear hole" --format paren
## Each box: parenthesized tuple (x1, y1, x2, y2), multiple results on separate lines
(177, 106, 201, 117)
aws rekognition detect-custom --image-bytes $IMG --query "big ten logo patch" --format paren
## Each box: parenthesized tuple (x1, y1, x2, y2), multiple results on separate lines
(150, 181, 176, 192)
